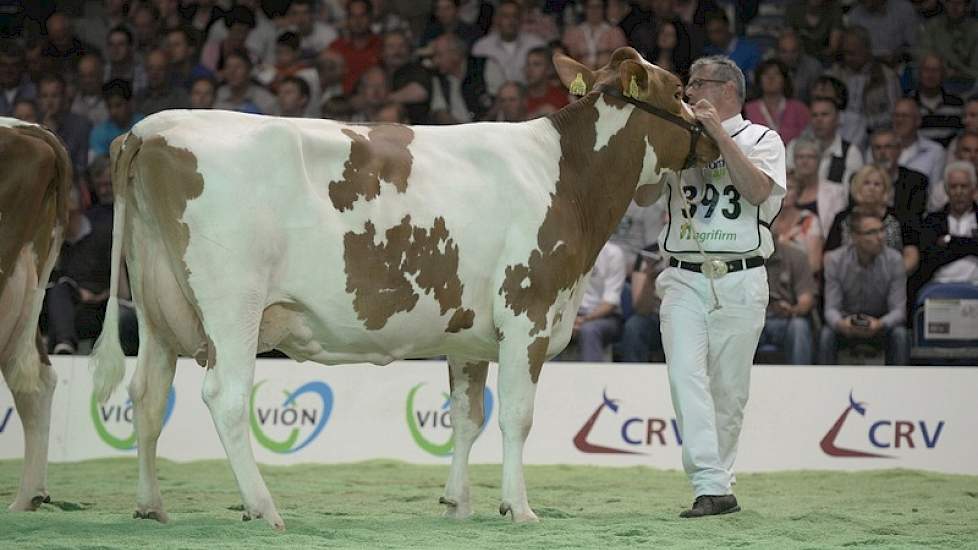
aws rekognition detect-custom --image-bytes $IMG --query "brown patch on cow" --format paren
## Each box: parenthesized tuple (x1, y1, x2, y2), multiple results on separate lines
(494, 327, 505, 342)
(461, 361, 488, 426)
(446, 308, 475, 333)
(344, 215, 471, 330)
(527, 337, 550, 384)
(328, 125, 414, 212)
(500, 60, 701, 335)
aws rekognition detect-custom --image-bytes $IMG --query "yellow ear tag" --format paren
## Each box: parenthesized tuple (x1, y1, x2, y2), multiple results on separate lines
(569, 73, 587, 96)
(627, 75, 642, 99)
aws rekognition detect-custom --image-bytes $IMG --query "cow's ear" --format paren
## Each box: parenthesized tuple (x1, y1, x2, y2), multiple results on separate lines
(609, 47, 642, 68)
(619, 60, 650, 101)
(554, 53, 594, 96)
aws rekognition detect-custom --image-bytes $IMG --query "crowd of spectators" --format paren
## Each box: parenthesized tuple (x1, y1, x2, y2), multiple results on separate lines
(2, 0, 976, 364)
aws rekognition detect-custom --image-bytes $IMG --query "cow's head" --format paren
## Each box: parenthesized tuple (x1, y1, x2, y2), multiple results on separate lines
(553, 47, 719, 205)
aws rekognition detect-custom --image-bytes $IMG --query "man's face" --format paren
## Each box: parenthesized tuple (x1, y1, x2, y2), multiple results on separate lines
(496, 3, 521, 42)
(277, 81, 307, 114)
(77, 57, 103, 94)
(106, 31, 131, 63)
(957, 135, 978, 165)
(227, 22, 251, 47)
(317, 49, 345, 85)
(524, 53, 549, 86)
(842, 35, 869, 71)
(892, 100, 919, 139)
(435, 0, 458, 25)
(47, 14, 72, 48)
(853, 216, 886, 257)
(871, 132, 900, 169)
(190, 79, 215, 108)
(93, 167, 113, 204)
(347, 2, 372, 37)
(107, 95, 132, 126)
(777, 36, 801, 65)
(145, 51, 169, 89)
(360, 70, 387, 107)
(946, 170, 977, 214)
(133, 8, 159, 47)
(224, 56, 251, 88)
(276, 44, 298, 66)
(963, 101, 978, 133)
(38, 80, 65, 115)
(809, 100, 839, 140)
(498, 84, 524, 121)
(432, 38, 460, 75)
(166, 32, 190, 65)
(289, 3, 314, 33)
(12, 101, 37, 122)
(685, 67, 726, 107)
(918, 57, 943, 92)
(382, 33, 410, 70)
(0, 53, 23, 89)
(706, 19, 730, 48)
(945, 0, 968, 19)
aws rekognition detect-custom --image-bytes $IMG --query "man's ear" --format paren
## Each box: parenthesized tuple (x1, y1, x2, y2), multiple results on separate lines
(553, 53, 595, 96)
(619, 60, 649, 101)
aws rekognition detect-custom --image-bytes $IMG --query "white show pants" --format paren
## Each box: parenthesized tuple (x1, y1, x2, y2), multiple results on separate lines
(656, 265, 768, 497)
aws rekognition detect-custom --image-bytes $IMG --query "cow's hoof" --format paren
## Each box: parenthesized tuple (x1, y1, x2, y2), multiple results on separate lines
(440, 496, 472, 520)
(499, 501, 539, 523)
(243, 510, 285, 531)
(133, 508, 169, 523)
(8, 493, 49, 512)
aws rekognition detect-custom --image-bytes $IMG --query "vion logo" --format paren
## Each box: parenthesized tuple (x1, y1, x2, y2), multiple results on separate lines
(249, 380, 333, 454)
(821, 390, 946, 458)
(90, 389, 176, 450)
(406, 383, 494, 456)
(573, 390, 681, 454)
(1, 406, 13, 433)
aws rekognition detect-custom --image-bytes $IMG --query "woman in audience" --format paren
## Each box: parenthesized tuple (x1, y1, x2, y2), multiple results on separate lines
(773, 170, 825, 274)
(744, 59, 810, 146)
(787, 137, 848, 240)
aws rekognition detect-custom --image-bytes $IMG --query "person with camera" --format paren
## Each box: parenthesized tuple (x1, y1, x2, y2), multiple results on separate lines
(818, 209, 910, 365)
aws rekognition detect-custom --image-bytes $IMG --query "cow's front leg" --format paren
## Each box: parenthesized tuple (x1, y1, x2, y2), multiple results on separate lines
(441, 358, 488, 519)
(496, 335, 547, 523)
(5, 358, 56, 511)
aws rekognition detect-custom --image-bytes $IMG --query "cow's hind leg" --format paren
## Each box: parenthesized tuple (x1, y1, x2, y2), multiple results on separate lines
(129, 327, 177, 523)
(496, 335, 546, 523)
(199, 305, 283, 530)
(4, 356, 56, 511)
(440, 357, 488, 519)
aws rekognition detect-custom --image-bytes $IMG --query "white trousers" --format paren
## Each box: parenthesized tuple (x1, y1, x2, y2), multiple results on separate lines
(656, 265, 768, 497)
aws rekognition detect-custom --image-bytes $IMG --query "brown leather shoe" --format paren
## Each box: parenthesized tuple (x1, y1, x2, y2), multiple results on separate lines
(679, 494, 740, 518)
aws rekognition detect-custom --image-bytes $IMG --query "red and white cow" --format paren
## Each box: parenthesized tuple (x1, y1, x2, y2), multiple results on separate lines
(91, 48, 717, 529)
(0, 117, 71, 511)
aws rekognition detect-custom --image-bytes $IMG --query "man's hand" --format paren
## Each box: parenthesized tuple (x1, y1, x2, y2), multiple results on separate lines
(772, 300, 795, 317)
(691, 99, 725, 140)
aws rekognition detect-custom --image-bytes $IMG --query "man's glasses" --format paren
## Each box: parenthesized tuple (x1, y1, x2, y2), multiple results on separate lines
(854, 227, 885, 236)
(686, 78, 726, 90)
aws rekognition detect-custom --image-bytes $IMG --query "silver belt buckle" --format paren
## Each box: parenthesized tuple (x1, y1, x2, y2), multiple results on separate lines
(701, 259, 729, 279)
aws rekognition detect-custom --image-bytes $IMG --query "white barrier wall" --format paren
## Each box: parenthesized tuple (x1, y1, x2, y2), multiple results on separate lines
(1, 358, 976, 474)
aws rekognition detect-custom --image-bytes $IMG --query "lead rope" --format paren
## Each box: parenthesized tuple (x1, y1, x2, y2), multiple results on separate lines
(675, 170, 723, 312)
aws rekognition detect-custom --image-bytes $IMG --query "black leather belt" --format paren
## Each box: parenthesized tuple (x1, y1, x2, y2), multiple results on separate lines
(669, 256, 765, 273)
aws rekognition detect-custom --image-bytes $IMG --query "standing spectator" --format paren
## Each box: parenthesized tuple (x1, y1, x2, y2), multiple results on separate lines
(911, 54, 964, 148)
(773, 142, 833, 271)
(826, 26, 902, 133)
(205, 0, 278, 66)
(349, 65, 389, 121)
(315, 48, 347, 111)
(757, 238, 816, 365)
(71, 53, 109, 126)
(775, 29, 822, 105)
(189, 75, 217, 109)
(422, 0, 483, 48)
(784, 0, 844, 64)
(561, 0, 629, 70)
(568, 241, 626, 362)
(288, 0, 338, 62)
(214, 49, 277, 115)
(788, 97, 864, 190)
(846, 0, 919, 65)
(381, 29, 433, 125)
(89, 79, 144, 159)
(104, 26, 147, 94)
(490, 80, 528, 122)
(37, 73, 91, 189)
(328, 0, 383, 95)
(744, 59, 810, 146)
(165, 26, 215, 92)
(951, 133, 978, 174)
(869, 127, 929, 226)
(809, 75, 868, 151)
(0, 40, 36, 116)
(892, 97, 947, 210)
(523, 47, 567, 118)
(129, 3, 162, 56)
(819, 210, 910, 365)
(135, 49, 190, 115)
(918, 0, 978, 95)
(201, 5, 258, 73)
(946, 98, 978, 165)
(429, 33, 501, 124)
(914, 161, 978, 290)
(825, 165, 920, 273)
(77, 0, 131, 59)
(646, 20, 692, 79)
(265, 32, 317, 94)
(276, 74, 311, 117)
(619, 245, 666, 363)
(472, 0, 545, 87)
(42, 12, 95, 76)
(701, 11, 762, 81)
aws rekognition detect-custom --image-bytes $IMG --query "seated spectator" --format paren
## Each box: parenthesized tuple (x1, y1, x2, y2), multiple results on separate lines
(328, 0, 383, 95)
(41, 11, 96, 76)
(910, 54, 964, 148)
(825, 165, 920, 273)
(702, 10, 761, 81)
(135, 49, 191, 116)
(788, 97, 864, 191)
(276, 75, 311, 118)
(773, 146, 832, 272)
(316, 48, 347, 112)
(349, 65, 389, 122)
(561, 0, 630, 70)
(809, 75, 868, 151)
(917, 0, 978, 94)
(826, 26, 901, 133)
(568, 241, 626, 362)
(472, 0, 545, 87)
(189, 75, 218, 109)
(204, 0, 278, 67)
(264, 32, 319, 104)
(490, 80, 529, 122)
(104, 26, 147, 94)
(744, 59, 810, 146)
(628, 1, 695, 78)
(165, 26, 215, 92)
(891, 97, 947, 211)
(422, 0, 483, 49)
(214, 49, 277, 115)
(913, 161, 978, 293)
(868, 127, 929, 226)
(946, 98, 978, 164)
(619, 245, 667, 363)
(130, 3, 162, 56)
(381, 29, 433, 125)
(201, 5, 258, 74)
(845, 0, 919, 65)
(775, 29, 823, 104)
(373, 101, 409, 123)
(12, 98, 38, 122)
(757, 237, 817, 365)
(71, 53, 109, 126)
(784, 0, 844, 64)
(951, 133, 978, 175)
(523, 46, 568, 118)
(819, 210, 910, 365)
(429, 33, 502, 124)
(287, 0, 338, 62)
(37, 73, 91, 190)
(0, 40, 37, 117)
(89, 79, 144, 159)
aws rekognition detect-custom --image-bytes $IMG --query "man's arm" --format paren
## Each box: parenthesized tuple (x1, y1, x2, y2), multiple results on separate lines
(388, 81, 429, 104)
(823, 251, 845, 329)
(880, 252, 908, 329)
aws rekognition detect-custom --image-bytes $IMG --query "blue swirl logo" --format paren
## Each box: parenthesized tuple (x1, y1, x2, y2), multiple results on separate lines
(249, 380, 333, 454)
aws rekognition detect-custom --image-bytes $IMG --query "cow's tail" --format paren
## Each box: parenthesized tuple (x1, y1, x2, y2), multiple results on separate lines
(5, 124, 71, 394)
(91, 133, 137, 403)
